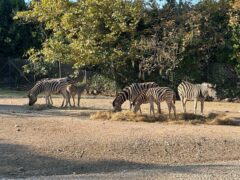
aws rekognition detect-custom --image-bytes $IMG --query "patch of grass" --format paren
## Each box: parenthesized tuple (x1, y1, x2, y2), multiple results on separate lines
(0, 88, 26, 97)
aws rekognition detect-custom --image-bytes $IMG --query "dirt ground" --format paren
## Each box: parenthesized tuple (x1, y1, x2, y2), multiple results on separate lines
(0, 96, 240, 178)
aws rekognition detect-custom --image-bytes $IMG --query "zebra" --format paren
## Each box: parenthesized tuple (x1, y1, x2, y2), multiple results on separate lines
(177, 81, 217, 114)
(132, 87, 176, 119)
(27, 77, 74, 107)
(66, 83, 88, 107)
(112, 82, 159, 112)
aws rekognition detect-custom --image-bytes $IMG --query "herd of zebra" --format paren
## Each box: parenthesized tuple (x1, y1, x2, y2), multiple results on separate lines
(27, 77, 217, 118)
(112, 81, 217, 118)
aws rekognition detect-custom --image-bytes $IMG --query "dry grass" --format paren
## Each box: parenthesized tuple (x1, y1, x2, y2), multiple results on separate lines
(90, 111, 240, 126)
(90, 111, 168, 122)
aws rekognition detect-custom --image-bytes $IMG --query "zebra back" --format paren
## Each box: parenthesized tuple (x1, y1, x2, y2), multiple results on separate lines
(146, 87, 176, 104)
(29, 77, 73, 97)
(113, 82, 159, 108)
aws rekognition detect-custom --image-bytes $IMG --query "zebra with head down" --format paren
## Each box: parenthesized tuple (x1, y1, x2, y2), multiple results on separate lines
(112, 82, 159, 112)
(28, 77, 74, 107)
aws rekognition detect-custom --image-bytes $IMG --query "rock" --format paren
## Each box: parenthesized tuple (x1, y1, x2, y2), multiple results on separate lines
(17, 128, 21, 132)
(14, 124, 19, 128)
(232, 98, 240, 103)
(18, 167, 25, 172)
(222, 98, 232, 102)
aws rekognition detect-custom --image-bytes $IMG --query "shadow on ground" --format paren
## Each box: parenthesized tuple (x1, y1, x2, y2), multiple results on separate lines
(0, 142, 239, 178)
(0, 104, 110, 118)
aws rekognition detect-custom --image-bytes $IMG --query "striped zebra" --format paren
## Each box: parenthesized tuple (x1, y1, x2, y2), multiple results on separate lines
(66, 83, 88, 107)
(177, 81, 217, 114)
(112, 82, 159, 112)
(28, 77, 74, 107)
(132, 87, 176, 118)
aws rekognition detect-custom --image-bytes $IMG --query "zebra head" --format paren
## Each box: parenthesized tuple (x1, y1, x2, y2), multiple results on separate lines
(27, 92, 37, 106)
(202, 83, 217, 99)
(112, 98, 122, 112)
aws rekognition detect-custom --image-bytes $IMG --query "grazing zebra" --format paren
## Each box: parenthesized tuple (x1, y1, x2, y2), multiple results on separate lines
(66, 83, 88, 107)
(28, 77, 74, 107)
(132, 87, 176, 119)
(177, 81, 217, 114)
(112, 82, 159, 112)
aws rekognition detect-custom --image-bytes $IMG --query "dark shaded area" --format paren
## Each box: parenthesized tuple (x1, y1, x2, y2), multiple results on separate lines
(0, 142, 239, 178)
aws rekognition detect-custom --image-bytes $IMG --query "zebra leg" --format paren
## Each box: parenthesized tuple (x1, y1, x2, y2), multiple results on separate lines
(130, 101, 132, 111)
(77, 94, 81, 107)
(150, 101, 155, 117)
(167, 101, 172, 119)
(180, 96, 185, 113)
(200, 99, 204, 114)
(67, 92, 72, 107)
(194, 98, 197, 114)
(49, 95, 53, 105)
(45, 95, 49, 106)
(157, 103, 161, 114)
(139, 107, 142, 114)
(60, 91, 68, 107)
(171, 102, 176, 119)
(72, 95, 75, 107)
(61, 95, 65, 107)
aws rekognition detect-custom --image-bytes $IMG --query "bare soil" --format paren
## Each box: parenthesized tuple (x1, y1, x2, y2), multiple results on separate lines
(0, 97, 240, 178)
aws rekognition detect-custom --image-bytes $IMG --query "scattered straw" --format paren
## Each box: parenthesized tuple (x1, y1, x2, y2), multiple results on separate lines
(90, 111, 112, 120)
(90, 111, 168, 122)
(90, 111, 240, 126)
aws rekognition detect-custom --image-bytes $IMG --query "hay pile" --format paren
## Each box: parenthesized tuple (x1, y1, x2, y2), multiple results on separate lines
(90, 111, 168, 122)
(90, 111, 239, 126)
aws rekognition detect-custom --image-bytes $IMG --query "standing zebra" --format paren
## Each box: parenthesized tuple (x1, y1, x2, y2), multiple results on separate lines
(66, 83, 88, 107)
(177, 81, 217, 114)
(132, 87, 176, 119)
(66, 69, 88, 107)
(112, 82, 159, 112)
(28, 77, 74, 107)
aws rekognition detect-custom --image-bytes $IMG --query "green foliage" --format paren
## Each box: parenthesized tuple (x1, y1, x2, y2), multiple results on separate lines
(23, 48, 56, 77)
(16, 0, 143, 66)
(0, 0, 43, 57)
(88, 74, 116, 94)
(10, 0, 240, 97)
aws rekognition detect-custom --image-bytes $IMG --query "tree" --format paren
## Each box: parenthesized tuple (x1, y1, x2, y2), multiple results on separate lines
(0, 0, 42, 57)
(16, 0, 143, 66)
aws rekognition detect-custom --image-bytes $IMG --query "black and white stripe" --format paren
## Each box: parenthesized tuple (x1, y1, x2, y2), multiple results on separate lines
(112, 82, 159, 111)
(28, 77, 74, 107)
(177, 81, 217, 114)
(132, 87, 176, 118)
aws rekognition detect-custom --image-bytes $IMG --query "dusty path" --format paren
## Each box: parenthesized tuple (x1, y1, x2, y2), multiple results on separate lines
(0, 97, 240, 178)
(28, 160, 240, 180)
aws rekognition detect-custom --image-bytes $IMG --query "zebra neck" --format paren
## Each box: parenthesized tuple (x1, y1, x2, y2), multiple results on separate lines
(200, 86, 208, 98)
(31, 84, 44, 97)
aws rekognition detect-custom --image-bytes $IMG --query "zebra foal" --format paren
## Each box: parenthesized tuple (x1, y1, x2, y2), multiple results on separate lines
(177, 81, 217, 114)
(28, 77, 73, 107)
(132, 87, 176, 119)
(112, 82, 159, 112)
(66, 83, 88, 107)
